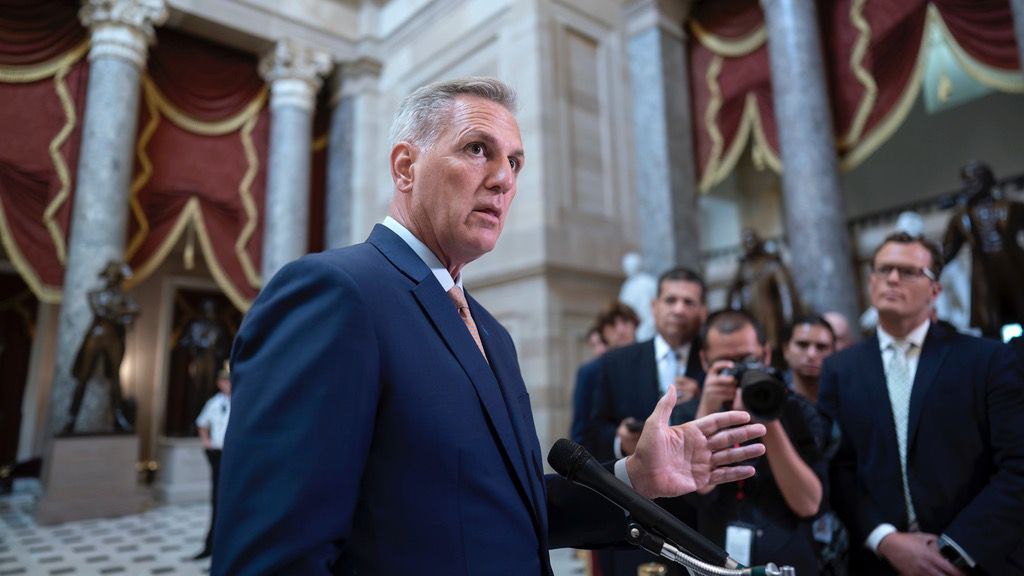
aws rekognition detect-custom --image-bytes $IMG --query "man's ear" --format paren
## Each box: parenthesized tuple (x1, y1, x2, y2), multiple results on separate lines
(700, 350, 709, 372)
(762, 344, 772, 367)
(391, 142, 416, 193)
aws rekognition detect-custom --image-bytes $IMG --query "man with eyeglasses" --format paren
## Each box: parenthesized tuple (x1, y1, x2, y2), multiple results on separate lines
(819, 232, 1024, 575)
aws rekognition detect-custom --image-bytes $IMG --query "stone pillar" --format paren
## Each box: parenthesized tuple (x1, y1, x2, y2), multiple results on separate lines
(761, 0, 859, 321)
(1012, 0, 1024, 79)
(624, 0, 700, 274)
(48, 0, 167, 435)
(258, 40, 332, 281)
(325, 58, 382, 249)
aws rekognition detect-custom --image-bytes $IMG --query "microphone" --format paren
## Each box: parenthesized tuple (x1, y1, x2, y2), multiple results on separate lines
(547, 438, 738, 569)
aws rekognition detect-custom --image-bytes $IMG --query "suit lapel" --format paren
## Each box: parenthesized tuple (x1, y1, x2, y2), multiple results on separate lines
(640, 340, 660, 409)
(862, 335, 902, 455)
(368, 226, 538, 525)
(907, 324, 950, 451)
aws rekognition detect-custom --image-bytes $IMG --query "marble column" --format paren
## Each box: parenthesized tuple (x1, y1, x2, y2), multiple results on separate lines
(761, 0, 859, 322)
(258, 40, 332, 281)
(49, 0, 167, 435)
(325, 58, 382, 249)
(1012, 0, 1024, 80)
(624, 0, 700, 275)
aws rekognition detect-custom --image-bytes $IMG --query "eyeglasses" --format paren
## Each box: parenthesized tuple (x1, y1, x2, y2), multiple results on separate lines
(871, 264, 936, 281)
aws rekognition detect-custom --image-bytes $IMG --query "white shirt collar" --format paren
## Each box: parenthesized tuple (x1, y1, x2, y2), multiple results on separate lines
(877, 318, 930, 351)
(382, 216, 462, 292)
(654, 333, 691, 363)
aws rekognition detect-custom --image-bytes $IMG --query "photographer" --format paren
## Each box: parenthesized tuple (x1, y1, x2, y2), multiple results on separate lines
(693, 310, 830, 574)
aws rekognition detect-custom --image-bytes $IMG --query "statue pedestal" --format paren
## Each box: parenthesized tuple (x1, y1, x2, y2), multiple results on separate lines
(36, 435, 148, 525)
(154, 436, 210, 504)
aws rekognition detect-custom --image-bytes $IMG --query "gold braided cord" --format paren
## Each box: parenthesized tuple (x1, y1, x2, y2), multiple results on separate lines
(192, 199, 253, 312)
(125, 196, 199, 290)
(839, 22, 929, 172)
(124, 198, 252, 312)
(0, 40, 88, 83)
(143, 76, 269, 136)
(312, 134, 328, 152)
(235, 114, 262, 289)
(42, 62, 78, 264)
(0, 195, 63, 303)
(698, 55, 726, 192)
(690, 19, 767, 58)
(749, 97, 782, 174)
(701, 94, 783, 192)
(928, 4, 1024, 94)
(839, 0, 879, 148)
(125, 87, 161, 260)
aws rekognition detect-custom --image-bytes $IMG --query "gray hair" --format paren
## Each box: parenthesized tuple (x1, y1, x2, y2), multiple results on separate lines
(387, 77, 518, 150)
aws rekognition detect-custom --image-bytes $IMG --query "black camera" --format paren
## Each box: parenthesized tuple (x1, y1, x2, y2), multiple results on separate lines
(720, 360, 787, 421)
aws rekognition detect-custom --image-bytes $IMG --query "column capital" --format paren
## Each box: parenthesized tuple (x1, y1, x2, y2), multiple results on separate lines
(259, 39, 334, 112)
(80, 0, 168, 69)
(329, 57, 383, 105)
(624, 0, 692, 40)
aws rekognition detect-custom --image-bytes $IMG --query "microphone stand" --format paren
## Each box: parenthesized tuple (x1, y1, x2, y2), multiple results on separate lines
(626, 523, 795, 576)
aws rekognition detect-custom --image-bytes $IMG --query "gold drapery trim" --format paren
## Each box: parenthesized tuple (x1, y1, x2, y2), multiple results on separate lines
(0, 40, 88, 83)
(690, 20, 767, 58)
(699, 55, 726, 191)
(42, 61, 79, 264)
(126, 197, 252, 312)
(0, 196, 63, 303)
(700, 93, 782, 192)
(839, 0, 878, 148)
(126, 88, 161, 260)
(929, 4, 1024, 94)
(839, 18, 929, 171)
(236, 114, 261, 289)
(142, 76, 269, 136)
(127, 75, 264, 292)
(749, 96, 782, 174)
(312, 134, 328, 152)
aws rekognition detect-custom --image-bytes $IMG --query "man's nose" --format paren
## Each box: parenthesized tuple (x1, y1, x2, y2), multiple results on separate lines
(485, 159, 513, 193)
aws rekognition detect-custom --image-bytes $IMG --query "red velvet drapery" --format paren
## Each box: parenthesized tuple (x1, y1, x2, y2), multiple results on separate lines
(0, 3, 334, 311)
(690, 0, 1022, 191)
(0, 0, 87, 301)
(127, 29, 270, 309)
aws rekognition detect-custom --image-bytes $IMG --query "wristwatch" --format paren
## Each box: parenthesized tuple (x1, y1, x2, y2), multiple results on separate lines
(938, 539, 970, 571)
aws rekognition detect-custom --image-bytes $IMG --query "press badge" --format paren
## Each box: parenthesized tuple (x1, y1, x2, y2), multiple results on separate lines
(724, 523, 754, 566)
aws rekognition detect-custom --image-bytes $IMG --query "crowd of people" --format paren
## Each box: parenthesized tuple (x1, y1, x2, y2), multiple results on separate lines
(573, 233, 1024, 576)
(202, 76, 1023, 576)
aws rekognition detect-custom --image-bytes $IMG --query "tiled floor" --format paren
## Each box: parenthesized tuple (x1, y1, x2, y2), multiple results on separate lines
(0, 483, 586, 575)
(1, 486, 210, 576)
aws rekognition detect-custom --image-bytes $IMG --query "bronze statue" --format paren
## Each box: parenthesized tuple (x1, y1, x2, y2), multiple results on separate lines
(943, 161, 1024, 337)
(176, 298, 230, 421)
(62, 261, 140, 435)
(727, 228, 802, 350)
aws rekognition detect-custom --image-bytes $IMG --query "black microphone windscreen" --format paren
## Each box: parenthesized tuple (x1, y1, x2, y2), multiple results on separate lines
(547, 438, 591, 481)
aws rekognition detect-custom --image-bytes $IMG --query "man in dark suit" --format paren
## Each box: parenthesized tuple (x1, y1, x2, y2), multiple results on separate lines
(820, 232, 1024, 575)
(582, 268, 707, 463)
(212, 77, 767, 575)
(580, 269, 706, 576)
(570, 302, 639, 444)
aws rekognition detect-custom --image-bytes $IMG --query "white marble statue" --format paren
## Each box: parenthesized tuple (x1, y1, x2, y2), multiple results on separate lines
(619, 252, 657, 342)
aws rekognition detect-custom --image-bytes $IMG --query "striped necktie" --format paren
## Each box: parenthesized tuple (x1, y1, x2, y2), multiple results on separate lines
(449, 286, 488, 362)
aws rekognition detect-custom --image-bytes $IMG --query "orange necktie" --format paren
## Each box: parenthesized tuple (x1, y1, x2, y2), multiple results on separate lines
(449, 286, 488, 362)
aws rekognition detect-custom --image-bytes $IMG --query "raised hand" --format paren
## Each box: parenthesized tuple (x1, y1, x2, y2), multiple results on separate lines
(626, 384, 766, 499)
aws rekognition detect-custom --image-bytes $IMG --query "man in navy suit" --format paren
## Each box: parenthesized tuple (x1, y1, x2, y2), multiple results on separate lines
(570, 302, 639, 444)
(212, 77, 767, 575)
(580, 268, 706, 576)
(582, 268, 707, 463)
(820, 232, 1024, 575)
